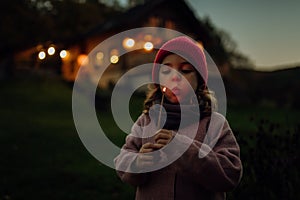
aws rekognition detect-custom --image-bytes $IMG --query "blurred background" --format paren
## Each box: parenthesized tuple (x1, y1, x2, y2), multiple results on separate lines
(1, 0, 299, 199)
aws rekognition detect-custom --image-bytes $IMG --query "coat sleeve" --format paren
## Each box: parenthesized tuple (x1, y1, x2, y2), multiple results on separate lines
(174, 113, 242, 192)
(114, 115, 150, 186)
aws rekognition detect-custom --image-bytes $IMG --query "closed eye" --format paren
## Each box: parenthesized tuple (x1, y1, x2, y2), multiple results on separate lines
(180, 69, 194, 74)
(161, 69, 171, 74)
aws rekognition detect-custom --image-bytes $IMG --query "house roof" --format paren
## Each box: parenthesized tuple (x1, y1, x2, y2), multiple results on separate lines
(82, 0, 212, 44)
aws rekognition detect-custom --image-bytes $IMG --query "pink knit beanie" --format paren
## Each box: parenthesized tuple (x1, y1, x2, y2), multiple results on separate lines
(152, 36, 208, 85)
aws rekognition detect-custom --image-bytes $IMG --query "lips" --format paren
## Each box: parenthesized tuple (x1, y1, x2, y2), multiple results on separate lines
(171, 87, 181, 95)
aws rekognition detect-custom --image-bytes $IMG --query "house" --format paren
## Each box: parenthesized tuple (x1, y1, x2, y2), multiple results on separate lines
(58, 0, 227, 88)
(13, 0, 228, 87)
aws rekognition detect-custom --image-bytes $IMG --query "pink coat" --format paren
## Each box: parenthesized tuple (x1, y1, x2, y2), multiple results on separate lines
(114, 112, 242, 200)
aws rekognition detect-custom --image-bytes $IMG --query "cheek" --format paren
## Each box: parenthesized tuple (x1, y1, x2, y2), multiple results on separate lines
(165, 90, 179, 103)
(184, 74, 198, 91)
(158, 74, 169, 85)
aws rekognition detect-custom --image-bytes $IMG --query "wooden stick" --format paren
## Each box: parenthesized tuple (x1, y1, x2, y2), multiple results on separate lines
(157, 87, 166, 129)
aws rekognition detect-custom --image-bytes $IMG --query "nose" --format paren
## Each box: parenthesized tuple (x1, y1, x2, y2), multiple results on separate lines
(171, 71, 181, 81)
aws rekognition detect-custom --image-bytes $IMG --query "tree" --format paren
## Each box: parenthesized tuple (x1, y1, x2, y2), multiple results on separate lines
(0, 0, 121, 77)
(203, 16, 253, 69)
(0, 0, 41, 56)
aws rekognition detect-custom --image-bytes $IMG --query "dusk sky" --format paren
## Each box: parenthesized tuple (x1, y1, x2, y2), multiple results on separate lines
(187, 0, 300, 70)
(118, 0, 300, 71)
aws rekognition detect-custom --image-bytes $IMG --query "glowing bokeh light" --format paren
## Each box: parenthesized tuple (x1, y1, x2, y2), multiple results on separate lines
(48, 47, 55, 55)
(60, 50, 68, 59)
(144, 42, 153, 51)
(77, 54, 89, 66)
(38, 51, 46, 60)
(110, 55, 119, 64)
(96, 52, 104, 60)
(123, 38, 135, 48)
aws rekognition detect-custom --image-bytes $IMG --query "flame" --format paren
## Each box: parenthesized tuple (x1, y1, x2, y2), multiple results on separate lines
(162, 87, 167, 93)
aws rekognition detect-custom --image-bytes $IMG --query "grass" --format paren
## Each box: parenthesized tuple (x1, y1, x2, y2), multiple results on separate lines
(226, 101, 300, 135)
(0, 75, 299, 199)
(0, 76, 134, 200)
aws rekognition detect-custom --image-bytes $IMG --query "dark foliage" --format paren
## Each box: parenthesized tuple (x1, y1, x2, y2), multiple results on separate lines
(230, 118, 300, 199)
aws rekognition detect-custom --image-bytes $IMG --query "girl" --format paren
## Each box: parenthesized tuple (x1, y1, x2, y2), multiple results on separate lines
(114, 36, 242, 200)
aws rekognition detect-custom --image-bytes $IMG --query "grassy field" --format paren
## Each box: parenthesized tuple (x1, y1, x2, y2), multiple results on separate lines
(0, 76, 135, 200)
(0, 75, 299, 199)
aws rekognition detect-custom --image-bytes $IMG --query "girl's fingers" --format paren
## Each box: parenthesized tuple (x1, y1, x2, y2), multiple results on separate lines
(140, 142, 154, 152)
(136, 142, 165, 168)
(140, 148, 153, 153)
(155, 133, 171, 140)
(140, 142, 162, 153)
(154, 130, 173, 144)
(155, 129, 172, 135)
(156, 139, 169, 145)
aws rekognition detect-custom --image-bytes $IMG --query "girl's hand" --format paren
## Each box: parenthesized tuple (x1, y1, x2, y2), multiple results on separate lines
(136, 142, 162, 169)
(154, 129, 174, 147)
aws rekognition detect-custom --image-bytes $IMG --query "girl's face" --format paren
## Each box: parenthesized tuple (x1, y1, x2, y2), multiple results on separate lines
(158, 54, 198, 104)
